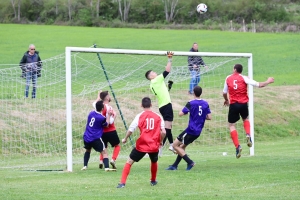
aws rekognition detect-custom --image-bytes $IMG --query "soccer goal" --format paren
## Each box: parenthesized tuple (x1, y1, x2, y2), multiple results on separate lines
(65, 46, 254, 172)
(0, 46, 254, 172)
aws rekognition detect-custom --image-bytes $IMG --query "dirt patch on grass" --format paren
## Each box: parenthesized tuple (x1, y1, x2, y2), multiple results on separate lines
(254, 85, 300, 121)
(254, 85, 300, 108)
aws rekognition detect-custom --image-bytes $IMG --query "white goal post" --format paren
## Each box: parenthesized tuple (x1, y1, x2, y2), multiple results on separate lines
(65, 47, 254, 172)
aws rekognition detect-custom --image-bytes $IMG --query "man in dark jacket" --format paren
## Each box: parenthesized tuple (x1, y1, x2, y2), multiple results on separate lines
(20, 44, 42, 98)
(187, 43, 207, 94)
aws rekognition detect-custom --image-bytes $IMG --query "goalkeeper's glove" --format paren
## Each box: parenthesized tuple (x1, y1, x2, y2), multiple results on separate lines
(167, 51, 174, 58)
(168, 80, 173, 91)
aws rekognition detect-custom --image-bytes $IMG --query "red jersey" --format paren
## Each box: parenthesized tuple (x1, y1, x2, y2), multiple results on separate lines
(102, 104, 116, 133)
(128, 110, 164, 153)
(223, 72, 259, 104)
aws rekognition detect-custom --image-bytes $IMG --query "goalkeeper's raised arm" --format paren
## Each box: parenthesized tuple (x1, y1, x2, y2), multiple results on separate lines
(144, 51, 176, 156)
(166, 51, 174, 73)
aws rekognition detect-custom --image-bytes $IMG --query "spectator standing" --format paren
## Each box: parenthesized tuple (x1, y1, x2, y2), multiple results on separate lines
(19, 44, 42, 98)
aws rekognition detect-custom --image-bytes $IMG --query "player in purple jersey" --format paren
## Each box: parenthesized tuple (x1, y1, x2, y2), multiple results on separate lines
(166, 86, 212, 171)
(81, 101, 116, 171)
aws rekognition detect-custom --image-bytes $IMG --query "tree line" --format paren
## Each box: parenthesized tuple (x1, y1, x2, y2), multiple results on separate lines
(0, 0, 298, 27)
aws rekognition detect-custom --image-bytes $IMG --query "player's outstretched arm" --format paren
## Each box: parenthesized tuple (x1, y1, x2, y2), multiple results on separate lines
(166, 51, 174, 72)
(259, 77, 274, 88)
(122, 131, 133, 144)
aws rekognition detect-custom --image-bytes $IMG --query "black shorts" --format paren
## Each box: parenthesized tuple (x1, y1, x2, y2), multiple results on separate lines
(159, 103, 173, 121)
(129, 148, 159, 163)
(228, 103, 249, 123)
(177, 131, 200, 145)
(101, 130, 120, 148)
(84, 138, 105, 152)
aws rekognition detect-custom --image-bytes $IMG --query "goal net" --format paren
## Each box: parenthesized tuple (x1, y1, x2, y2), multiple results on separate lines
(0, 47, 253, 171)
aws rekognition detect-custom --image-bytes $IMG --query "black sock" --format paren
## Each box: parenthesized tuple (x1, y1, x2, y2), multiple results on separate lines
(163, 135, 167, 146)
(103, 158, 109, 168)
(166, 128, 173, 144)
(182, 154, 193, 165)
(84, 151, 91, 166)
(172, 155, 182, 167)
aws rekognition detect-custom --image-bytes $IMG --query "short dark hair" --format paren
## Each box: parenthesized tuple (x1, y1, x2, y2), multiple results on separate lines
(234, 64, 243, 73)
(145, 70, 152, 80)
(100, 91, 109, 100)
(142, 97, 151, 108)
(95, 100, 104, 112)
(193, 86, 202, 97)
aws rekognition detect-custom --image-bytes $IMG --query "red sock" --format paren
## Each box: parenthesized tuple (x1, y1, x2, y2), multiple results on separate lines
(112, 145, 120, 161)
(150, 162, 158, 181)
(99, 153, 103, 162)
(230, 130, 240, 148)
(243, 120, 250, 135)
(120, 163, 131, 184)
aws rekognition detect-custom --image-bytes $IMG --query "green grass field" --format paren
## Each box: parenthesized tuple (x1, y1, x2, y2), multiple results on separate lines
(0, 138, 299, 200)
(0, 24, 300, 199)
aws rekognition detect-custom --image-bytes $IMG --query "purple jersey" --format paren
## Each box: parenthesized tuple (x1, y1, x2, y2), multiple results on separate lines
(83, 111, 108, 143)
(182, 99, 211, 136)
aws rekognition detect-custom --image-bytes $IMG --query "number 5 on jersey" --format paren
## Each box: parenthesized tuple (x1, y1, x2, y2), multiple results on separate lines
(199, 106, 202, 116)
(233, 80, 238, 89)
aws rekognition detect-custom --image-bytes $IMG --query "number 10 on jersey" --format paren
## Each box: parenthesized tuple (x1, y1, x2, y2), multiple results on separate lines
(146, 118, 154, 130)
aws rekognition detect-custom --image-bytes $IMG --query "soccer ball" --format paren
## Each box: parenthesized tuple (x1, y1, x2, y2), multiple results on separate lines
(197, 3, 207, 14)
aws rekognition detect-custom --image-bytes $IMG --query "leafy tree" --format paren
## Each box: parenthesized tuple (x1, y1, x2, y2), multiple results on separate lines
(130, 0, 164, 23)
(0, 0, 295, 27)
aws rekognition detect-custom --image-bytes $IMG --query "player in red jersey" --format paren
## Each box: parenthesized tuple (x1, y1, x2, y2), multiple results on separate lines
(93, 91, 120, 169)
(223, 64, 274, 158)
(116, 97, 166, 188)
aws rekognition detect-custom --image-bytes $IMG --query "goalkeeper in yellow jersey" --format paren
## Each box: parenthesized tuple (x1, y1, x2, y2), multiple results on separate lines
(145, 51, 175, 155)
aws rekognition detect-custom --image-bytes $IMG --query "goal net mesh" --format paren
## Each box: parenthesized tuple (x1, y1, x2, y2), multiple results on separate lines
(0, 48, 249, 170)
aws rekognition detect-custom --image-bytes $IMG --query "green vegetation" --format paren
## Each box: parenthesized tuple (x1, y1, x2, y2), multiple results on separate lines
(1, 24, 299, 133)
(0, 24, 299, 136)
(1, 24, 299, 85)
(0, 0, 299, 32)
(0, 24, 299, 199)
(0, 138, 299, 199)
